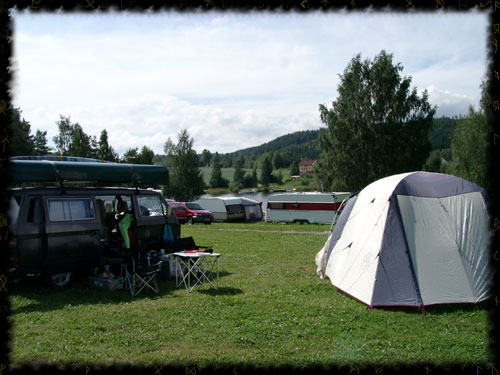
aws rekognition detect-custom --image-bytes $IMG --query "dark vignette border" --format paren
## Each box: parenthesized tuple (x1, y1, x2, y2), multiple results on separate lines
(0, 2, 498, 375)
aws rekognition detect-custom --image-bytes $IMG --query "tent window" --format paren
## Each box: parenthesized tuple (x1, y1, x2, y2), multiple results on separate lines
(226, 204, 244, 213)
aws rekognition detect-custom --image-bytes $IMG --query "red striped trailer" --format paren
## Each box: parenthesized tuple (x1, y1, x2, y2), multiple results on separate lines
(265, 192, 350, 224)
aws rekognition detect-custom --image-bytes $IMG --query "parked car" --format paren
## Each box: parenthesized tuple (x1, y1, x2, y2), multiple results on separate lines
(168, 202, 214, 225)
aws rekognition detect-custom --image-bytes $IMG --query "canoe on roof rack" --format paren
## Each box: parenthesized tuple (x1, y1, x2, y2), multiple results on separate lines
(8, 159, 169, 186)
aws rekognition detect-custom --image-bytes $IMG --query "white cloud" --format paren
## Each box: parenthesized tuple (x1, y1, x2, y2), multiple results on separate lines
(11, 11, 488, 156)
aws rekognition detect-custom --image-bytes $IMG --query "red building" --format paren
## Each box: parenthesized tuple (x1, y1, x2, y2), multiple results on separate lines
(298, 160, 316, 175)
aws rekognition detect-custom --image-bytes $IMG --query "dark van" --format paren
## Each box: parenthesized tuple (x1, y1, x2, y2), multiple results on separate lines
(7, 159, 179, 287)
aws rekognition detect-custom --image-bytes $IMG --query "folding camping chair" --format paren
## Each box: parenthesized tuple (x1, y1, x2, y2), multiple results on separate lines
(121, 251, 163, 296)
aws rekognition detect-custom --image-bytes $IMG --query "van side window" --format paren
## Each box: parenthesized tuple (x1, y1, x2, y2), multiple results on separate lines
(27, 198, 43, 224)
(48, 198, 95, 221)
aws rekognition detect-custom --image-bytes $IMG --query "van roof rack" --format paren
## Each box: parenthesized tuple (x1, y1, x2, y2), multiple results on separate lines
(8, 159, 169, 187)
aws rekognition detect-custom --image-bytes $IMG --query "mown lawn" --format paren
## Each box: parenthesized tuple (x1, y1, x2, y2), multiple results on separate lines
(8, 223, 494, 369)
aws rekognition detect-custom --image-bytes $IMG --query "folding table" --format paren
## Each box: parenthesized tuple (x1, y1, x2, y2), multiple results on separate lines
(173, 251, 221, 292)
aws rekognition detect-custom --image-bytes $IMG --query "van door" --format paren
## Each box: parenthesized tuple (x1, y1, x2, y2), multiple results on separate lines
(14, 196, 46, 274)
(135, 195, 168, 252)
(44, 196, 101, 273)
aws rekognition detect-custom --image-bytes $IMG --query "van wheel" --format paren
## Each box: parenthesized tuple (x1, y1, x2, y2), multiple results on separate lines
(187, 217, 194, 225)
(45, 272, 72, 287)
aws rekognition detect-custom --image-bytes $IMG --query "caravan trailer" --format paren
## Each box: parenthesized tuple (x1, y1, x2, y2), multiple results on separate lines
(265, 192, 350, 224)
(194, 197, 263, 222)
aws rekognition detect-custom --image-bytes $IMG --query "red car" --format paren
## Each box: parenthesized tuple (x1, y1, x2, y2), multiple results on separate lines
(168, 202, 214, 225)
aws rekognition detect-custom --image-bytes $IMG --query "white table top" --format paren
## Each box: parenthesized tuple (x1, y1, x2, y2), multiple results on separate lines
(173, 251, 220, 258)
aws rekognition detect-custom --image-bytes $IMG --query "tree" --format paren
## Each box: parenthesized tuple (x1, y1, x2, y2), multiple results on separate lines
(222, 154, 232, 168)
(9, 106, 35, 156)
(447, 107, 490, 191)
(316, 50, 435, 192)
(52, 116, 96, 158)
(251, 166, 258, 187)
(272, 152, 286, 170)
(200, 149, 212, 167)
(67, 123, 93, 158)
(98, 129, 118, 162)
(233, 155, 245, 186)
(137, 146, 155, 165)
(423, 149, 446, 173)
(33, 130, 51, 155)
(121, 148, 140, 164)
(53, 116, 74, 156)
(290, 159, 300, 176)
(209, 154, 228, 188)
(260, 155, 273, 186)
(445, 77, 491, 191)
(163, 129, 205, 201)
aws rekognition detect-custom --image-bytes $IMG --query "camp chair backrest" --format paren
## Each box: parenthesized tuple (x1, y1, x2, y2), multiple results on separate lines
(173, 237, 197, 251)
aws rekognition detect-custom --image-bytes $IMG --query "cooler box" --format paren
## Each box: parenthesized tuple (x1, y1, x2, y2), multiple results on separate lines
(157, 255, 182, 280)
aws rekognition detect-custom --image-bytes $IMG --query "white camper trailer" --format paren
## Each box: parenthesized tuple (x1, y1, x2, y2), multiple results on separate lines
(194, 197, 263, 222)
(265, 192, 350, 224)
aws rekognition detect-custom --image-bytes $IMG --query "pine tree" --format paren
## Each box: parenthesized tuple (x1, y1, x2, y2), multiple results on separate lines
(32, 130, 51, 155)
(232, 155, 245, 186)
(260, 156, 273, 187)
(209, 154, 228, 188)
(98, 129, 118, 162)
(9, 106, 35, 156)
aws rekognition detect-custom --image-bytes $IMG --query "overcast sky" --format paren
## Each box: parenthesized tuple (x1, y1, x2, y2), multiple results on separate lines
(11, 10, 489, 156)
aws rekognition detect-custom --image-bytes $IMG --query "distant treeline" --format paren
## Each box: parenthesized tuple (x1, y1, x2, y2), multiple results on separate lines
(8, 102, 461, 172)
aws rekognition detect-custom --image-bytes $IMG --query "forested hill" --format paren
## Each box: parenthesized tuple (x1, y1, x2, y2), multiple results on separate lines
(226, 129, 326, 161)
(223, 116, 459, 163)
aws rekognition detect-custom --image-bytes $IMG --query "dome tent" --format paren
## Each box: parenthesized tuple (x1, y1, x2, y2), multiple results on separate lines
(315, 172, 493, 309)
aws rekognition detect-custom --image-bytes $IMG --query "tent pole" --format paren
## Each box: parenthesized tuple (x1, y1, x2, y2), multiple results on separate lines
(329, 196, 349, 233)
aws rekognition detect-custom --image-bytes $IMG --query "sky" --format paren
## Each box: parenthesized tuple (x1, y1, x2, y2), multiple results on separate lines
(11, 10, 490, 156)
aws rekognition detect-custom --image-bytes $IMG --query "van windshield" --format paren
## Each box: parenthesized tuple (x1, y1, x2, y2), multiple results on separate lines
(186, 203, 204, 210)
(137, 196, 164, 217)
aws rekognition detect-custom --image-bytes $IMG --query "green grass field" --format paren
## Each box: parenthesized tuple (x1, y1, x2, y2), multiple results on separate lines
(8, 223, 494, 368)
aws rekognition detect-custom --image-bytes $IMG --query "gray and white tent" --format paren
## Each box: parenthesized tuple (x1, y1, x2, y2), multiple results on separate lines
(315, 171, 493, 308)
(194, 197, 263, 222)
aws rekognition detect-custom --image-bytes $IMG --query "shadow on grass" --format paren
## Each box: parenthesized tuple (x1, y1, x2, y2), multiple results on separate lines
(372, 300, 493, 315)
(197, 287, 244, 296)
(10, 268, 237, 314)
(9, 275, 178, 314)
